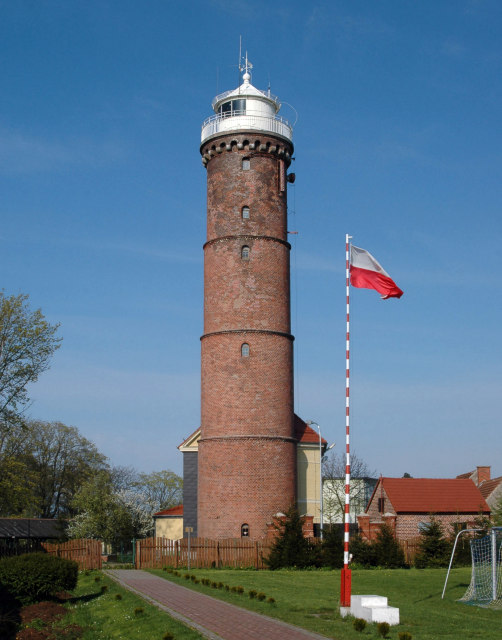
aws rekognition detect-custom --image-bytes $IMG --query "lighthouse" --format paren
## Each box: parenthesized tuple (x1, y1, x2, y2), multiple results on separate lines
(198, 58, 297, 539)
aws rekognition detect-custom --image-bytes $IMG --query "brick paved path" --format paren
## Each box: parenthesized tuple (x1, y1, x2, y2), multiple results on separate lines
(107, 570, 331, 640)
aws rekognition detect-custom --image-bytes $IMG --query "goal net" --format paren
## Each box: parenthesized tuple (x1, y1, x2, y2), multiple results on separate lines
(460, 528, 502, 608)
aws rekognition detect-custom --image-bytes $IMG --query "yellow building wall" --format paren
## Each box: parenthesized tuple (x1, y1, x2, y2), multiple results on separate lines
(297, 444, 321, 523)
(154, 517, 183, 540)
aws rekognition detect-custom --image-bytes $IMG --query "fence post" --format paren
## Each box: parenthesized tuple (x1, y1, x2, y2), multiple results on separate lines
(136, 539, 141, 569)
(175, 540, 179, 569)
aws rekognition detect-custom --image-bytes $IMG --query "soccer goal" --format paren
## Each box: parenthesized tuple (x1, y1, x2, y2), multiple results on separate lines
(443, 527, 502, 608)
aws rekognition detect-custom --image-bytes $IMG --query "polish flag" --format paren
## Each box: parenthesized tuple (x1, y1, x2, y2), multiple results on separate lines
(350, 245, 403, 299)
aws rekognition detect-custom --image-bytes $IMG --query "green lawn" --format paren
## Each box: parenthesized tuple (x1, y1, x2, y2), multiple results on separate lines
(149, 567, 501, 639)
(62, 571, 204, 640)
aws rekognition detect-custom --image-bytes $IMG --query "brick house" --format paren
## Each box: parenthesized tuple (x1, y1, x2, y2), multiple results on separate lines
(358, 477, 491, 542)
(178, 415, 327, 538)
(456, 466, 502, 511)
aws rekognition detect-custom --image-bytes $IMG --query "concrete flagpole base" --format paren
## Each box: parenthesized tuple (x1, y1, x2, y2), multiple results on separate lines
(340, 595, 400, 625)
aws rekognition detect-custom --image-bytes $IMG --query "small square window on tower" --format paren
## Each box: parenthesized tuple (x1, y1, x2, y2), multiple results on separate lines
(241, 343, 250, 357)
(242, 206, 250, 219)
(242, 157, 250, 170)
(241, 246, 250, 260)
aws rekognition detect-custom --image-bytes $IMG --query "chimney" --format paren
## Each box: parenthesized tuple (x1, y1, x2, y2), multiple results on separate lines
(476, 466, 491, 485)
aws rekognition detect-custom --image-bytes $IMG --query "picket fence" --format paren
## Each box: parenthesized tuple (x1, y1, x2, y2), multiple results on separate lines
(136, 537, 277, 570)
(42, 538, 102, 570)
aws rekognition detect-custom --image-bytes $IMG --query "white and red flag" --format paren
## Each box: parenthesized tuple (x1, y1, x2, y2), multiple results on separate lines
(350, 244, 403, 299)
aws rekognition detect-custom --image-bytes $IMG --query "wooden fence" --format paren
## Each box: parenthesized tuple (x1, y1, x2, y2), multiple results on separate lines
(136, 537, 275, 570)
(42, 538, 102, 570)
(399, 538, 421, 565)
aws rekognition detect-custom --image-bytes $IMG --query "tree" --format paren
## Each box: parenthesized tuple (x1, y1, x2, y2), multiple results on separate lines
(134, 470, 183, 512)
(0, 292, 61, 439)
(373, 523, 407, 568)
(265, 505, 316, 569)
(322, 452, 377, 523)
(0, 419, 108, 518)
(491, 495, 502, 527)
(68, 471, 155, 548)
(415, 517, 451, 568)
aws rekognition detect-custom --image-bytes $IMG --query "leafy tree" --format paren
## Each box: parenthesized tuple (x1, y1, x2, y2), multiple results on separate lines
(491, 496, 502, 527)
(415, 517, 451, 568)
(0, 419, 108, 518)
(0, 292, 61, 438)
(68, 471, 155, 548)
(373, 523, 407, 568)
(402, 472, 413, 478)
(0, 456, 37, 516)
(322, 452, 376, 524)
(266, 505, 315, 569)
(134, 469, 183, 511)
(25, 420, 108, 518)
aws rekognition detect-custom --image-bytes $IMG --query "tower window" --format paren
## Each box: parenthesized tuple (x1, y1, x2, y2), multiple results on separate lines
(242, 157, 250, 171)
(241, 343, 250, 357)
(378, 497, 385, 513)
(242, 206, 250, 219)
(241, 523, 250, 537)
(241, 245, 250, 260)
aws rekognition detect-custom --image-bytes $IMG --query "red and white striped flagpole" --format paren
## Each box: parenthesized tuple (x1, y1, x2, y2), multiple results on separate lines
(341, 233, 352, 608)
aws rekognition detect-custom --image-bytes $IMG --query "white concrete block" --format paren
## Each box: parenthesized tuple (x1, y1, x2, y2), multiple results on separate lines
(339, 594, 400, 626)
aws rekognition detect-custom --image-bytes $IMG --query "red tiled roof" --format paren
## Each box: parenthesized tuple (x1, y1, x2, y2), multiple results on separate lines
(378, 478, 490, 514)
(456, 470, 474, 480)
(479, 477, 502, 500)
(154, 505, 183, 517)
(294, 414, 328, 445)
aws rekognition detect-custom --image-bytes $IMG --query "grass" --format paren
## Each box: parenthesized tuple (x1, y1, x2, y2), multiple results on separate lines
(149, 567, 501, 639)
(63, 570, 204, 639)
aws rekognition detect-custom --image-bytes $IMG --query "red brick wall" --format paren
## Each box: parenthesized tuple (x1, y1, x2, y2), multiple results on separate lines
(198, 132, 296, 539)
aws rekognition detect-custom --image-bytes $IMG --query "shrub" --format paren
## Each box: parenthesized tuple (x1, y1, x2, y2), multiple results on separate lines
(217, 581, 224, 589)
(265, 505, 317, 569)
(184, 573, 190, 580)
(248, 589, 257, 599)
(256, 592, 266, 601)
(0, 552, 78, 604)
(134, 607, 144, 616)
(100, 585, 108, 593)
(415, 517, 451, 568)
(231, 586, 238, 592)
(267, 597, 275, 604)
(224, 584, 230, 591)
(374, 523, 407, 568)
(211, 581, 218, 588)
(321, 526, 344, 568)
(377, 621, 390, 638)
(353, 618, 367, 632)
(349, 533, 378, 567)
(163, 633, 174, 640)
(236, 586, 244, 594)
(194, 579, 200, 584)
(115, 593, 122, 600)
(398, 633, 412, 640)
(94, 575, 101, 582)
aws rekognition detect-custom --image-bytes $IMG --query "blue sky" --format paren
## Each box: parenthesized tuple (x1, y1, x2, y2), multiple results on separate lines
(2, 1, 501, 479)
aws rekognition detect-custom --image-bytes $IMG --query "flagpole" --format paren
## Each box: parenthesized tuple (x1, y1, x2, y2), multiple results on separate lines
(341, 233, 352, 608)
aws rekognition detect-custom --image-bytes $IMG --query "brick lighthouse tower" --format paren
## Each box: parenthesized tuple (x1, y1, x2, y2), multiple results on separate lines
(198, 58, 296, 539)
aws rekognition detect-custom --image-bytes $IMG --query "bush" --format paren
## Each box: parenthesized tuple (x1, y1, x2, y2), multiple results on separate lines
(353, 618, 367, 632)
(248, 589, 257, 599)
(398, 633, 412, 640)
(267, 597, 275, 604)
(115, 593, 122, 600)
(349, 533, 378, 566)
(0, 552, 78, 604)
(415, 517, 451, 568)
(374, 524, 407, 568)
(321, 526, 344, 568)
(265, 505, 317, 569)
(134, 606, 144, 616)
(256, 592, 266, 601)
(377, 621, 390, 638)
(163, 633, 174, 640)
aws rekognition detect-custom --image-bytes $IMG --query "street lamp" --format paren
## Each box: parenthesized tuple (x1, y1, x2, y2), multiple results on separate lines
(306, 420, 335, 540)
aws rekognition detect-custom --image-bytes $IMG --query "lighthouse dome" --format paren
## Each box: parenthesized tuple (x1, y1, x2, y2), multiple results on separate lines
(201, 68, 293, 145)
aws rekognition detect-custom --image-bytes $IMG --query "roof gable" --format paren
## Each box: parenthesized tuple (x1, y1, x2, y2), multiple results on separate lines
(479, 477, 502, 499)
(154, 505, 183, 517)
(373, 478, 490, 514)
